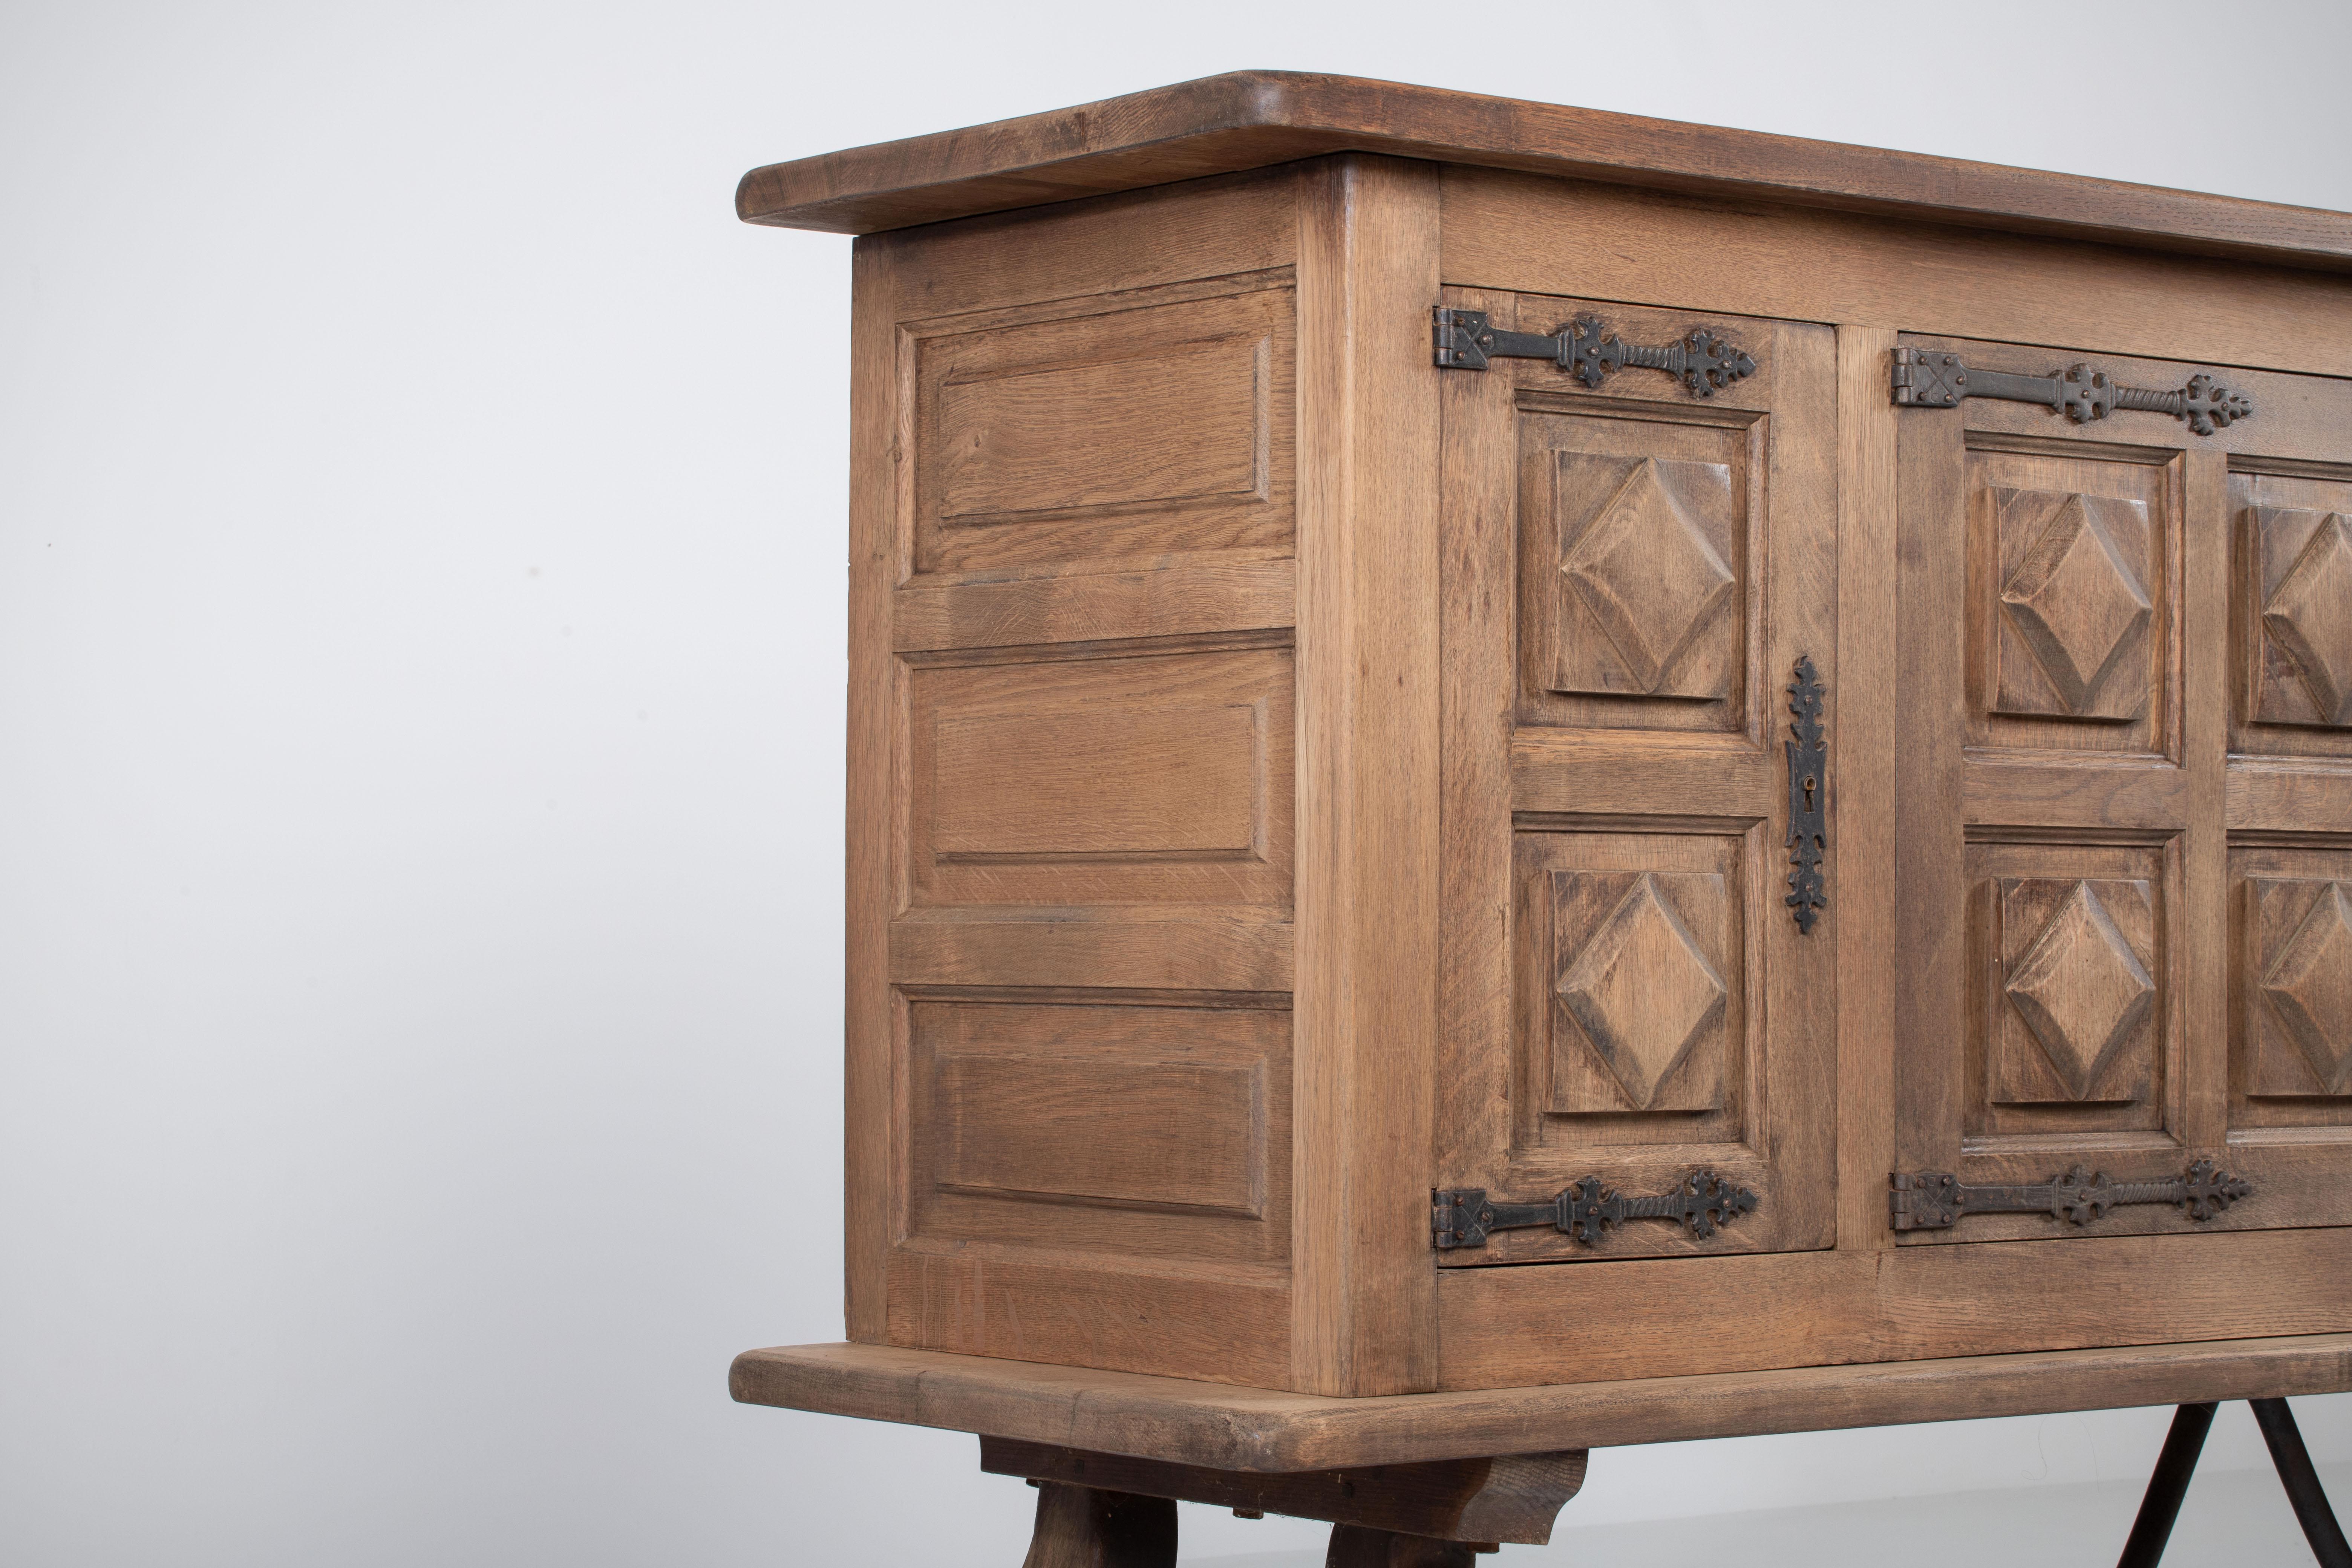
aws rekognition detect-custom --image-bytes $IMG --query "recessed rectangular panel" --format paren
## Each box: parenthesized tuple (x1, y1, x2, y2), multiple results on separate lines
(907, 644, 1292, 909)
(938, 1054, 1265, 1216)
(1963, 839, 2177, 1141)
(2234, 844, 2352, 1132)
(938, 339, 1264, 523)
(933, 703, 1260, 861)
(906, 996, 1290, 1268)
(910, 277, 1294, 579)
(1965, 446, 2178, 759)
(1517, 407, 1758, 737)
(1548, 452, 1738, 701)
(1514, 830, 1750, 1153)
(1989, 876, 2158, 1106)
(2233, 469, 2352, 761)
(1548, 867, 1730, 1115)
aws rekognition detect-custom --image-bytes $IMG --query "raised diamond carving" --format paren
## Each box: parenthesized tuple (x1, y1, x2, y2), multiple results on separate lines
(2262, 881, 2352, 1094)
(1560, 455, 1736, 696)
(1997, 490, 2152, 721)
(2261, 510, 2352, 727)
(1556, 872, 1728, 1110)
(2004, 880, 2156, 1101)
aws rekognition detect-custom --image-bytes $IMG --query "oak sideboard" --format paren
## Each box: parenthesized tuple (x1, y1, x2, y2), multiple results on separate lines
(729, 74, 2352, 1565)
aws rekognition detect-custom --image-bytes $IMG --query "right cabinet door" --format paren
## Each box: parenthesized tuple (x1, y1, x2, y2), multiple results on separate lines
(1892, 331, 2352, 1247)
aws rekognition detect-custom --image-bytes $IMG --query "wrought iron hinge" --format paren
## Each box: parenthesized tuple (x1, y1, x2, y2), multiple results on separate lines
(1785, 655, 1827, 934)
(1433, 1170, 1759, 1250)
(1891, 348, 2254, 437)
(1433, 308, 1758, 397)
(1889, 1159, 2253, 1232)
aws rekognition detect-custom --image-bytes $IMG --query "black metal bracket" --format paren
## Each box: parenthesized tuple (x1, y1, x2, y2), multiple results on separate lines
(1433, 1170, 1759, 1250)
(1433, 308, 1757, 397)
(1890, 348, 2254, 436)
(1785, 656, 1827, 934)
(1888, 1158, 2252, 1232)
(2118, 1399, 2349, 1568)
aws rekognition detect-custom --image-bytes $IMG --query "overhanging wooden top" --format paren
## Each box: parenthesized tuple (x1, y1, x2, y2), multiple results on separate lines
(736, 72, 2352, 273)
(730, 1336, 2352, 1472)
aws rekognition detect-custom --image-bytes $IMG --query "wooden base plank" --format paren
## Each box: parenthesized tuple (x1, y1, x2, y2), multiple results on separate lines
(982, 1439, 1584, 1546)
(730, 1333, 2352, 1473)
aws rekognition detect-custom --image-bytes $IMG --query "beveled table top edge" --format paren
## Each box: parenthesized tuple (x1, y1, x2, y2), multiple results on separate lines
(729, 1334, 2352, 1472)
(734, 70, 2352, 273)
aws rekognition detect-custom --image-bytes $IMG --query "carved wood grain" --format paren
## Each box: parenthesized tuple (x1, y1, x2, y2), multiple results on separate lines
(2234, 843, 2352, 1150)
(2234, 469, 2352, 763)
(1438, 294, 1836, 1271)
(1965, 447, 2177, 760)
(1548, 869, 1730, 1115)
(1507, 300, 1772, 740)
(1988, 875, 2161, 1108)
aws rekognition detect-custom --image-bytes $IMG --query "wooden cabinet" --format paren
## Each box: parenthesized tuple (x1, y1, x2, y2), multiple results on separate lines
(743, 74, 2352, 1401)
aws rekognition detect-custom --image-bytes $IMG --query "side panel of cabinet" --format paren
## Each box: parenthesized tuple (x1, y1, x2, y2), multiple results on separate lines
(848, 170, 1304, 1389)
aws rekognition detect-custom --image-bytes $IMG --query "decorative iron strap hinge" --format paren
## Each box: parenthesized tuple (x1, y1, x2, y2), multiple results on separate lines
(1433, 308, 1758, 397)
(1785, 655, 1827, 934)
(1890, 348, 2254, 436)
(1889, 1159, 2253, 1232)
(1433, 1170, 1760, 1250)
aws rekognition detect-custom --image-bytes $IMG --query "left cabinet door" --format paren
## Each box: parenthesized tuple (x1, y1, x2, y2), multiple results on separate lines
(1432, 289, 1841, 1266)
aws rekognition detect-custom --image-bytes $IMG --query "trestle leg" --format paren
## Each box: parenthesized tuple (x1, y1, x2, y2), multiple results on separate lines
(2115, 1401, 2217, 1568)
(1018, 1481, 1177, 1568)
(2252, 1398, 2352, 1568)
(1323, 1523, 1487, 1566)
(2116, 1397, 2346, 1568)
(992, 1438, 1580, 1566)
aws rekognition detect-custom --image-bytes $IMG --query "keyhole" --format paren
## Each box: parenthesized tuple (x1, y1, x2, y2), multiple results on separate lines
(1801, 773, 1818, 812)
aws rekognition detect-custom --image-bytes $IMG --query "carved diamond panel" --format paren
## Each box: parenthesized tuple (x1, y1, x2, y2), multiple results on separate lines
(1992, 489, 2153, 722)
(2250, 878, 2352, 1097)
(1993, 877, 2158, 1104)
(1551, 870, 1728, 1112)
(2250, 508, 2352, 729)
(1552, 452, 1737, 700)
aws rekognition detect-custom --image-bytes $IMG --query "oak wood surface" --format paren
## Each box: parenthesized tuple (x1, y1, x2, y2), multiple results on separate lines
(980, 1439, 1587, 1546)
(842, 234, 898, 1342)
(729, 1335, 2352, 1471)
(807, 98, 2352, 1405)
(849, 166, 1307, 1386)
(1890, 333, 2352, 1242)
(1441, 170, 2352, 380)
(1435, 1228, 2352, 1390)
(736, 72, 2352, 275)
(1834, 326, 1900, 1253)
(1289, 156, 1443, 1395)
(1432, 292, 1838, 1266)
(1020, 1482, 1177, 1568)
(1323, 1527, 1479, 1567)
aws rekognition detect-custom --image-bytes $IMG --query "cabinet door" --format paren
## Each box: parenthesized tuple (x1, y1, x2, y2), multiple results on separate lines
(1891, 332, 2352, 1244)
(1433, 290, 1839, 1265)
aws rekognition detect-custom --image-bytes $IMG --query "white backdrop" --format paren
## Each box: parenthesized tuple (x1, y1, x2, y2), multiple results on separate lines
(3, 4, 2349, 1565)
